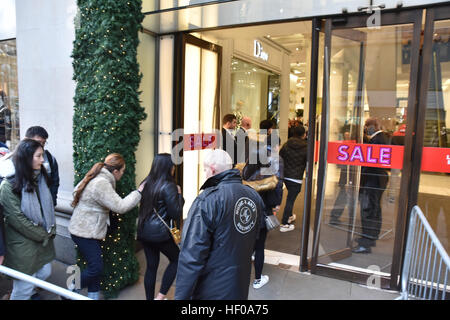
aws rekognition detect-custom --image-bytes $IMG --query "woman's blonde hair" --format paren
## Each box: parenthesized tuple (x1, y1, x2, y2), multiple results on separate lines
(71, 153, 125, 207)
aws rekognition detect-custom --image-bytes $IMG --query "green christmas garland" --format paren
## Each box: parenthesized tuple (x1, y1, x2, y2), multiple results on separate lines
(72, 0, 146, 299)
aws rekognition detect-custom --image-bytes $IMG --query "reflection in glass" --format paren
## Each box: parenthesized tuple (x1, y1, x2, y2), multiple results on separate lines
(317, 24, 415, 275)
(0, 39, 19, 152)
(230, 58, 280, 129)
(418, 19, 450, 253)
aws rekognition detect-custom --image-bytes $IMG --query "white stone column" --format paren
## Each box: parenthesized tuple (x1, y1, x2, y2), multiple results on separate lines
(16, 0, 77, 209)
(16, 0, 77, 264)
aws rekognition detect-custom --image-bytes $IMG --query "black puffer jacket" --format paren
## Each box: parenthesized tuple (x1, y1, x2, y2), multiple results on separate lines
(137, 182, 184, 243)
(175, 169, 264, 300)
(279, 137, 307, 180)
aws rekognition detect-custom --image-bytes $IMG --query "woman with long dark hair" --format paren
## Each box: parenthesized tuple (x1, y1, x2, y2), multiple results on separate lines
(137, 153, 184, 300)
(68, 153, 145, 300)
(0, 139, 56, 300)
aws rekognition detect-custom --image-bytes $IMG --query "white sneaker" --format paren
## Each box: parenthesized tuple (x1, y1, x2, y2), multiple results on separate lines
(253, 275, 269, 289)
(288, 214, 296, 224)
(280, 224, 295, 232)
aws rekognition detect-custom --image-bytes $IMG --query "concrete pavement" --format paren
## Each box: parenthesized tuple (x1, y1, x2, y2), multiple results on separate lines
(0, 249, 399, 300)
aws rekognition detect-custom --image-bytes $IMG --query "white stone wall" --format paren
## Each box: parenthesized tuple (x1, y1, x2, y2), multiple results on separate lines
(16, 0, 77, 210)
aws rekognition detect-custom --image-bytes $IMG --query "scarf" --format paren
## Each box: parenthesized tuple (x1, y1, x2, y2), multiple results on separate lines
(20, 171, 55, 232)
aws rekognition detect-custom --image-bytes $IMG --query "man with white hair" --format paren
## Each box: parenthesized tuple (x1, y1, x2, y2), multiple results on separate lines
(175, 149, 264, 300)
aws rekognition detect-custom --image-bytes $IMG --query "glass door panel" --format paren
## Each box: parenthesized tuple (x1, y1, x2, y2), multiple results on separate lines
(417, 19, 450, 252)
(315, 20, 419, 276)
(183, 43, 202, 219)
(318, 31, 364, 265)
(182, 37, 221, 219)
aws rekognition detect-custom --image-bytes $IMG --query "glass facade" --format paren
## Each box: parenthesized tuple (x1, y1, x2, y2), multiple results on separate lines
(417, 19, 450, 253)
(316, 23, 416, 274)
(230, 57, 280, 128)
(0, 39, 19, 151)
(150, 4, 450, 287)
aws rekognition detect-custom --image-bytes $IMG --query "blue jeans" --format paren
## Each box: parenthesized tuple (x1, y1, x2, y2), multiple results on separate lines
(71, 234, 103, 293)
(10, 263, 52, 300)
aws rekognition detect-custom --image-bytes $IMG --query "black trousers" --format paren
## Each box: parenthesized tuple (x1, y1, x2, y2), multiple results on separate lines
(142, 239, 179, 300)
(281, 179, 302, 225)
(254, 227, 268, 280)
(358, 187, 385, 247)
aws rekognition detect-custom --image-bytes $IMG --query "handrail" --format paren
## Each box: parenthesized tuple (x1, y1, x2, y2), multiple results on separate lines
(397, 205, 450, 300)
(0, 265, 91, 300)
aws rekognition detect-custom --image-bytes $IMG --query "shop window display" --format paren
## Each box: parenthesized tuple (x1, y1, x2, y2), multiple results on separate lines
(230, 58, 280, 129)
(0, 39, 19, 152)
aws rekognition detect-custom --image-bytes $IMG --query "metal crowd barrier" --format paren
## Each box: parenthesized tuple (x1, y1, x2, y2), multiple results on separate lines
(0, 264, 91, 300)
(397, 205, 450, 300)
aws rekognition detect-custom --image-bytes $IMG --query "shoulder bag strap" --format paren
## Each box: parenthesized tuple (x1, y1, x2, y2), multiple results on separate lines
(154, 208, 172, 231)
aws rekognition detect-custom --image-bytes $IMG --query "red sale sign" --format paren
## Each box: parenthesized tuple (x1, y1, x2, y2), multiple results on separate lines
(421, 147, 450, 173)
(183, 133, 218, 151)
(327, 141, 450, 173)
(327, 141, 404, 169)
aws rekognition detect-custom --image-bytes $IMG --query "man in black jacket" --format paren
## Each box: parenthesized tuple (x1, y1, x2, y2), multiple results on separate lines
(353, 118, 390, 254)
(221, 114, 238, 166)
(279, 125, 307, 232)
(25, 126, 60, 206)
(175, 149, 264, 300)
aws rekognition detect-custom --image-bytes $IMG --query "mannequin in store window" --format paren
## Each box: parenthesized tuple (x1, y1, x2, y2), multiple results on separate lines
(353, 117, 390, 254)
(0, 90, 12, 147)
(236, 116, 251, 164)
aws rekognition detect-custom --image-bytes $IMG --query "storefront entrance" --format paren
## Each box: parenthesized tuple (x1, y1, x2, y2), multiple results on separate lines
(154, 4, 450, 290)
(309, 7, 450, 289)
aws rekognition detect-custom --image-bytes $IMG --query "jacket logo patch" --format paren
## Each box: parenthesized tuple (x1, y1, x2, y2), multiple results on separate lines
(234, 197, 257, 234)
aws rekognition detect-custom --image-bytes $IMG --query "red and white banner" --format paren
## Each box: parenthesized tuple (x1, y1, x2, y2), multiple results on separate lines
(183, 133, 218, 151)
(327, 141, 450, 173)
(421, 147, 450, 173)
(327, 141, 404, 169)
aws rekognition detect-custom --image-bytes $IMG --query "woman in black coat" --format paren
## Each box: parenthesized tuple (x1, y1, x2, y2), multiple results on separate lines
(137, 154, 184, 300)
(242, 137, 283, 290)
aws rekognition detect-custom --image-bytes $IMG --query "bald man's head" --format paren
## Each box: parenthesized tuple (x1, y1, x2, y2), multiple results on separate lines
(241, 117, 252, 130)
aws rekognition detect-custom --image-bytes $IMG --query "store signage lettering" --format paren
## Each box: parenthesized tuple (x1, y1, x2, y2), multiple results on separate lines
(327, 141, 450, 173)
(183, 133, 217, 151)
(337, 144, 392, 165)
(327, 142, 404, 169)
(254, 40, 269, 61)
